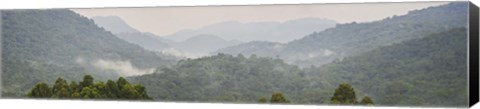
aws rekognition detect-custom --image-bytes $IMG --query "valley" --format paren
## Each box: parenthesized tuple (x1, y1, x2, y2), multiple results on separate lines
(0, 1, 470, 107)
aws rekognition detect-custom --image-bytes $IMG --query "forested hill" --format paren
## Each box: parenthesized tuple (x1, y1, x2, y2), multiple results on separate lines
(1, 9, 177, 96)
(128, 53, 309, 103)
(90, 16, 140, 34)
(306, 28, 468, 107)
(216, 2, 468, 67)
(129, 28, 467, 107)
(91, 16, 174, 53)
(161, 18, 337, 43)
(91, 16, 242, 58)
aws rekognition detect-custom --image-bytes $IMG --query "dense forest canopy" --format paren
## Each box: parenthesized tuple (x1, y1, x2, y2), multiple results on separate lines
(0, 1, 470, 108)
(216, 2, 468, 67)
(28, 75, 152, 100)
(129, 27, 467, 107)
(1, 9, 177, 96)
(305, 28, 468, 106)
(129, 53, 310, 103)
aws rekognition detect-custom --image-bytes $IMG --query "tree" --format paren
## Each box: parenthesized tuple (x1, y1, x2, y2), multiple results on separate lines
(116, 77, 130, 90)
(94, 81, 107, 98)
(119, 84, 140, 99)
(71, 92, 81, 98)
(53, 88, 71, 98)
(52, 77, 69, 98)
(80, 75, 94, 88)
(258, 97, 267, 103)
(329, 83, 375, 105)
(270, 92, 290, 103)
(134, 84, 151, 99)
(105, 80, 119, 98)
(360, 96, 374, 105)
(69, 81, 79, 93)
(52, 77, 68, 93)
(26, 75, 152, 100)
(27, 82, 52, 98)
(330, 83, 357, 105)
(80, 86, 100, 99)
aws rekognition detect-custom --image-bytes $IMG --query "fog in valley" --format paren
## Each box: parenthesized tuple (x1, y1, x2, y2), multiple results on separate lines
(1, 1, 470, 107)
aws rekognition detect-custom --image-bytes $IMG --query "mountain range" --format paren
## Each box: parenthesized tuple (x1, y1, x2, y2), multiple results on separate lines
(216, 2, 468, 67)
(91, 16, 244, 58)
(130, 27, 468, 106)
(162, 18, 337, 43)
(127, 2, 468, 107)
(0, 1, 470, 107)
(1, 9, 177, 96)
(91, 16, 337, 58)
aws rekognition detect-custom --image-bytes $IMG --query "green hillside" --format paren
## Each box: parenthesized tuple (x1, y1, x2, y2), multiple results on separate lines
(306, 28, 468, 107)
(1, 9, 177, 97)
(217, 2, 468, 67)
(130, 28, 467, 107)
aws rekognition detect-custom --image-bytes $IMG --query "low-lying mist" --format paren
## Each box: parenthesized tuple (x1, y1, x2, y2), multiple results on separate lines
(76, 57, 156, 76)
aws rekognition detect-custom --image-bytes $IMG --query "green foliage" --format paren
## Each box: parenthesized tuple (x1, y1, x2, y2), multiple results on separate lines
(328, 83, 374, 105)
(119, 84, 140, 99)
(256, 92, 291, 104)
(258, 97, 267, 103)
(360, 96, 374, 105)
(129, 54, 309, 103)
(71, 92, 81, 98)
(270, 92, 290, 103)
(134, 84, 151, 99)
(80, 75, 94, 88)
(105, 80, 120, 98)
(26, 75, 152, 100)
(52, 77, 70, 98)
(2, 2, 470, 107)
(330, 83, 357, 105)
(116, 77, 130, 89)
(130, 27, 467, 107)
(311, 28, 468, 107)
(1, 9, 177, 97)
(80, 86, 100, 99)
(69, 81, 79, 93)
(216, 2, 468, 67)
(27, 82, 52, 98)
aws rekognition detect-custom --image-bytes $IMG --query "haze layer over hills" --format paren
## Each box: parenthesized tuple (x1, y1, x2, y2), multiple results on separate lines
(91, 16, 337, 58)
(1, 2, 470, 107)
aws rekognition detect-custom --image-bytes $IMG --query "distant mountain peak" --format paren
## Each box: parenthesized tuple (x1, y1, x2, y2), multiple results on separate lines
(216, 2, 468, 67)
(91, 16, 140, 34)
(162, 17, 337, 42)
(184, 34, 225, 41)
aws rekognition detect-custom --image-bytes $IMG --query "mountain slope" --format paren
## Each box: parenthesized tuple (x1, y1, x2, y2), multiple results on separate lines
(91, 16, 174, 52)
(216, 2, 468, 67)
(129, 27, 468, 107)
(307, 27, 468, 107)
(128, 54, 309, 103)
(163, 18, 337, 43)
(91, 16, 240, 58)
(172, 35, 242, 57)
(91, 16, 140, 34)
(1, 9, 176, 96)
(115, 32, 173, 52)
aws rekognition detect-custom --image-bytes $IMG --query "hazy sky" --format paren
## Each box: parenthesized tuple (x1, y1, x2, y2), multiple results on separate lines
(73, 1, 449, 36)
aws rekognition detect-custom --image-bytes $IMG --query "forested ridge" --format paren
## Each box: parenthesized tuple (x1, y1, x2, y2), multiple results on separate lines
(28, 75, 151, 100)
(305, 28, 468, 106)
(129, 27, 467, 107)
(1, 1, 469, 107)
(1, 9, 177, 96)
(216, 2, 468, 67)
(129, 53, 309, 103)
